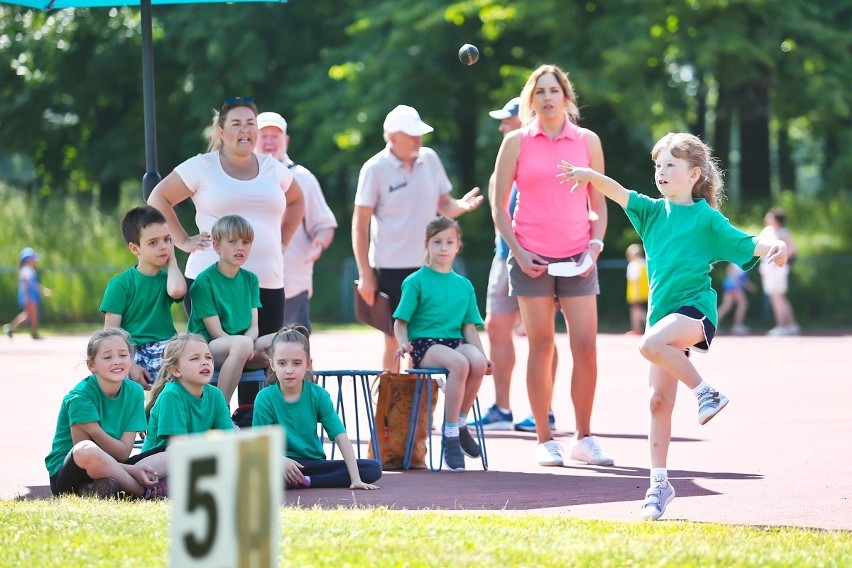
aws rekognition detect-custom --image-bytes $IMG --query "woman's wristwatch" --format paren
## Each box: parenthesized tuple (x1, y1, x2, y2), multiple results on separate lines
(589, 238, 605, 252)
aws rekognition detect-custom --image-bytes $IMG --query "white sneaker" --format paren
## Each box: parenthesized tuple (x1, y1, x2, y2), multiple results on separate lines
(535, 440, 564, 467)
(569, 435, 614, 466)
(641, 481, 675, 521)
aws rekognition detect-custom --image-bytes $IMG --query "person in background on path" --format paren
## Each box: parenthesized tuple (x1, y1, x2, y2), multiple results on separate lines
(558, 131, 789, 521)
(759, 207, 799, 336)
(44, 328, 168, 499)
(352, 104, 483, 373)
(4, 247, 51, 340)
(492, 64, 612, 468)
(142, 333, 233, 455)
(716, 262, 753, 335)
(471, 96, 558, 433)
(100, 206, 186, 389)
(186, 215, 275, 405)
(253, 326, 381, 489)
(625, 243, 649, 336)
(394, 216, 492, 472)
(255, 111, 337, 333)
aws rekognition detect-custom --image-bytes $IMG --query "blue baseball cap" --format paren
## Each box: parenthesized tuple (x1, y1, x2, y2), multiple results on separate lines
(19, 247, 39, 261)
(489, 97, 521, 120)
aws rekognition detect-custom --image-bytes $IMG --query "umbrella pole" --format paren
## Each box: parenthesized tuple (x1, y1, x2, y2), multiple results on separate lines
(141, 0, 160, 200)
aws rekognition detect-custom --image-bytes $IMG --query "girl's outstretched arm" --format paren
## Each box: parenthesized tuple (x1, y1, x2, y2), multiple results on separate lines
(333, 433, 379, 490)
(754, 238, 788, 266)
(557, 162, 630, 208)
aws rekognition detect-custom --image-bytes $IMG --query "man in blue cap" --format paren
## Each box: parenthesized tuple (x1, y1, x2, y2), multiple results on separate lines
(470, 97, 559, 432)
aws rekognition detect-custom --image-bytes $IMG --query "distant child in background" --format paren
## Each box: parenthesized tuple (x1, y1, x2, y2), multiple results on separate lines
(394, 216, 492, 472)
(558, 132, 788, 521)
(45, 328, 168, 499)
(759, 207, 799, 336)
(717, 263, 754, 335)
(625, 244, 649, 335)
(4, 247, 51, 340)
(252, 326, 381, 489)
(187, 215, 275, 404)
(142, 333, 233, 456)
(100, 206, 187, 389)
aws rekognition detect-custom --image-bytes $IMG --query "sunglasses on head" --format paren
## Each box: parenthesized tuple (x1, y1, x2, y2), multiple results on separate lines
(222, 96, 255, 105)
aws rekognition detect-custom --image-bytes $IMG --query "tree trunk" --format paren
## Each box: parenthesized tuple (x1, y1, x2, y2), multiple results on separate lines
(777, 120, 796, 193)
(738, 74, 772, 200)
(713, 82, 733, 181)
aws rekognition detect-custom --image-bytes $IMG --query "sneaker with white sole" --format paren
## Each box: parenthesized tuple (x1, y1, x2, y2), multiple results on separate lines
(641, 480, 675, 521)
(535, 439, 564, 466)
(442, 436, 466, 471)
(569, 435, 614, 466)
(468, 404, 513, 431)
(697, 388, 729, 425)
(514, 411, 556, 433)
(76, 477, 121, 499)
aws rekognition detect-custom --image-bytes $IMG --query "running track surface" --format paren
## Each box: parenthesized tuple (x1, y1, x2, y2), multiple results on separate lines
(2, 329, 849, 530)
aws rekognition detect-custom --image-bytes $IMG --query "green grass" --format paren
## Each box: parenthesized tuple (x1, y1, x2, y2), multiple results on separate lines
(1, 499, 848, 567)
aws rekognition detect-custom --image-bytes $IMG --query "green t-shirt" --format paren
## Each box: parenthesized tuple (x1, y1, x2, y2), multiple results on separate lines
(393, 266, 483, 340)
(187, 263, 261, 341)
(625, 191, 759, 328)
(141, 381, 233, 452)
(99, 266, 181, 346)
(251, 381, 346, 460)
(45, 375, 146, 477)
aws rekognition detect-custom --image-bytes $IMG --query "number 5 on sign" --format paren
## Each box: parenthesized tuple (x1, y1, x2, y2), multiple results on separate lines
(169, 427, 283, 568)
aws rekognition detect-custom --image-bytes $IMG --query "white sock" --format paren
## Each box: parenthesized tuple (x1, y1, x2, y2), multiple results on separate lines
(458, 416, 467, 428)
(498, 406, 511, 414)
(650, 468, 668, 486)
(444, 424, 459, 438)
(691, 380, 713, 397)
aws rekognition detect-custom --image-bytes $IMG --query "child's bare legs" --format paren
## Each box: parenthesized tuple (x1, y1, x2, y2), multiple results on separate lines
(638, 315, 704, 389)
(210, 335, 254, 403)
(732, 294, 749, 329)
(629, 304, 646, 335)
(642, 364, 678, 521)
(245, 333, 275, 370)
(768, 292, 797, 329)
(72, 441, 156, 495)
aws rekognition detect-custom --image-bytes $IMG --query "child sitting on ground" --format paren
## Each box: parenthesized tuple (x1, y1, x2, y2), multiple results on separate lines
(394, 216, 492, 472)
(252, 326, 381, 489)
(100, 206, 186, 388)
(187, 214, 275, 405)
(45, 328, 168, 499)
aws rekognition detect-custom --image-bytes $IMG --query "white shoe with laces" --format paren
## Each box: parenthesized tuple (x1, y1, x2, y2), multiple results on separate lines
(535, 440, 565, 467)
(569, 435, 614, 466)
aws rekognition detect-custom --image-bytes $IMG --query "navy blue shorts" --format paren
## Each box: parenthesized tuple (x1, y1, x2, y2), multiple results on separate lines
(409, 338, 464, 368)
(675, 306, 716, 354)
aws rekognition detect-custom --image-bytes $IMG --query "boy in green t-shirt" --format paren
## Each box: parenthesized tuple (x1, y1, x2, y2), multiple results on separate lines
(187, 215, 275, 404)
(101, 206, 187, 389)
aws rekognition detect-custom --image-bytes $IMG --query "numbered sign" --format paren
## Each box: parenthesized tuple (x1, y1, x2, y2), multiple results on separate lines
(170, 426, 283, 568)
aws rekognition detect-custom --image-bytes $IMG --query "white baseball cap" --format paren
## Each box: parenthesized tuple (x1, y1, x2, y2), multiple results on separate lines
(257, 112, 288, 132)
(383, 105, 434, 136)
(489, 97, 521, 120)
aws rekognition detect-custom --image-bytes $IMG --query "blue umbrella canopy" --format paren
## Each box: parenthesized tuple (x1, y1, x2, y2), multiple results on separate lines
(2, 0, 287, 198)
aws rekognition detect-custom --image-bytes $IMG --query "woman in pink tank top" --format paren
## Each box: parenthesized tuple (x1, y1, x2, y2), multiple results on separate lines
(491, 64, 613, 468)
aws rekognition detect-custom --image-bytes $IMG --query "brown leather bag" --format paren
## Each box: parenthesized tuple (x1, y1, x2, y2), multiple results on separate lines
(369, 372, 440, 470)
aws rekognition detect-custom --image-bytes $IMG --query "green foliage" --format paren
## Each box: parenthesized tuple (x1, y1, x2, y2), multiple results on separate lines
(1, 500, 850, 567)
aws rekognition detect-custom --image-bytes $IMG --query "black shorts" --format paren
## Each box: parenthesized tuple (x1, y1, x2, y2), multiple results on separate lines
(375, 267, 418, 313)
(49, 445, 166, 496)
(675, 306, 716, 354)
(409, 338, 464, 368)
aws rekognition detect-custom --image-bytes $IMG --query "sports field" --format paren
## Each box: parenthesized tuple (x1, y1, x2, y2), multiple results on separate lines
(1, 329, 850, 530)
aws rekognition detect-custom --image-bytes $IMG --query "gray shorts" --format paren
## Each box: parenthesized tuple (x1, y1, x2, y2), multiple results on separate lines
(284, 290, 312, 333)
(508, 252, 600, 298)
(485, 255, 519, 315)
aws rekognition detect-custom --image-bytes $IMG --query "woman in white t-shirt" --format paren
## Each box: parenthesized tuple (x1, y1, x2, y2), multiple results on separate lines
(148, 98, 305, 337)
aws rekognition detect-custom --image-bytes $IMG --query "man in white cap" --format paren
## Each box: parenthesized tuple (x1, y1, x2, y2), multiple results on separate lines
(469, 97, 559, 432)
(255, 111, 337, 332)
(353, 104, 483, 372)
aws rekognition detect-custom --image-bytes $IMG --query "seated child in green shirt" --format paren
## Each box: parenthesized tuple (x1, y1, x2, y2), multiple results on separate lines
(187, 215, 276, 405)
(101, 206, 186, 388)
(142, 333, 233, 453)
(45, 328, 168, 499)
(252, 326, 381, 489)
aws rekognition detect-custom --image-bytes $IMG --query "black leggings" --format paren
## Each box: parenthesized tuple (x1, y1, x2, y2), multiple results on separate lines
(297, 459, 382, 488)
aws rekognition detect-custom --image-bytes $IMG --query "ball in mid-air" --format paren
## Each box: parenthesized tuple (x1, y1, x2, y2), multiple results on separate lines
(458, 43, 479, 65)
